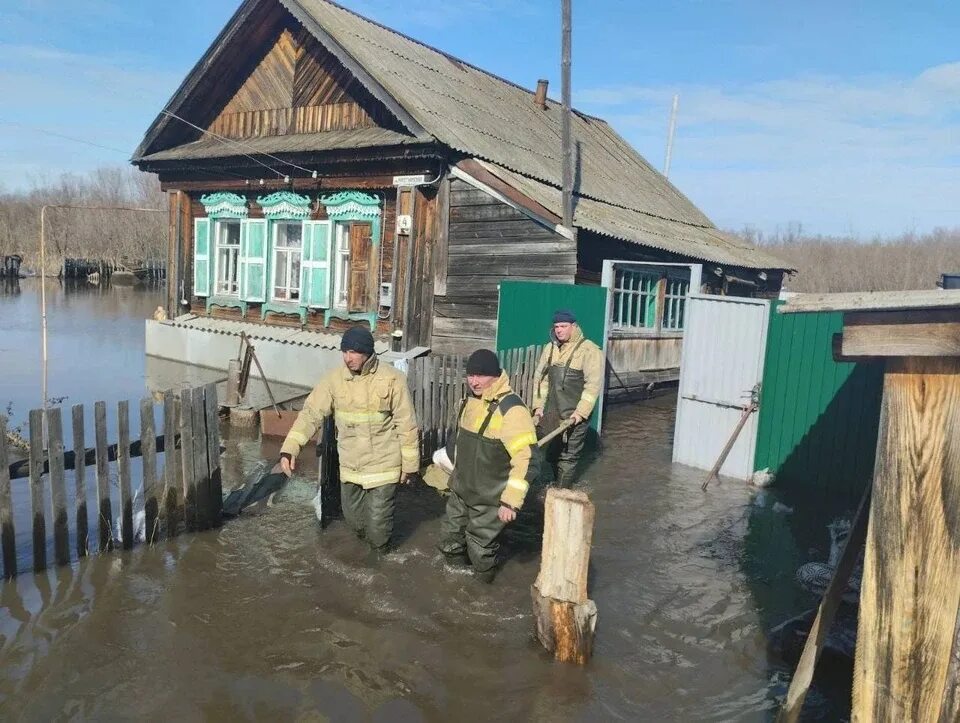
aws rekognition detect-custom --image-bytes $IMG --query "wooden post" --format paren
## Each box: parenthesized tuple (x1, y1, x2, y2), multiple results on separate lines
(203, 383, 223, 528)
(0, 415, 16, 577)
(179, 387, 196, 531)
(94, 400, 112, 552)
(777, 293, 960, 722)
(46, 407, 69, 566)
(163, 391, 180, 536)
(855, 356, 960, 720)
(531, 488, 598, 664)
(117, 401, 134, 549)
(71, 404, 88, 558)
(140, 398, 159, 543)
(28, 409, 46, 572)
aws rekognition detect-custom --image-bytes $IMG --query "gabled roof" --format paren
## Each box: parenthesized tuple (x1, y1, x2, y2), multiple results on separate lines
(135, 0, 790, 271)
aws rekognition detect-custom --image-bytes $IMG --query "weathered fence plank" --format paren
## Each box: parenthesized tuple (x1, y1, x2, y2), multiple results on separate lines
(72, 404, 88, 558)
(163, 391, 179, 536)
(140, 398, 158, 543)
(117, 401, 134, 549)
(203, 383, 223, 528)
(0, 416, 15, 577)
(28, 409, 46, 572)
(47, 407, 69, 566)
(179, 387, 197, 531)
(94, 401, 112, 552)
(191, 387, 209, 530)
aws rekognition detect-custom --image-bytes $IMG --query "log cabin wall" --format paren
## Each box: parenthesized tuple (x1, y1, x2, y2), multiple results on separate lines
(430, 178, 576, 356)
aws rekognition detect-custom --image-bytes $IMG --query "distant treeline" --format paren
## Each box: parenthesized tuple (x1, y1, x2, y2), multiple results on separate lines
(0, 167, 165, 275)
(736, 224, 960, 293)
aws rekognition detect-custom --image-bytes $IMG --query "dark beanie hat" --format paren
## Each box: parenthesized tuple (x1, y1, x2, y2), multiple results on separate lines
(465, 349, 501, 377)
(341, 326, 375, 355)
(553, 308, 577, 324)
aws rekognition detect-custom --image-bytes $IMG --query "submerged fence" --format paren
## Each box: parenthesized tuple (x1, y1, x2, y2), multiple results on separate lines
(0, 383, 222, 577)
(405, 345, 544, 461)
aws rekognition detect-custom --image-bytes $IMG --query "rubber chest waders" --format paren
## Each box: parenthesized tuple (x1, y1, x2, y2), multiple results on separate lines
(540, 336, 587, 436)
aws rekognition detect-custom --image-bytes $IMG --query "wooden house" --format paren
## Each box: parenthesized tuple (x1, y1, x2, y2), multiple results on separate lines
(134, 0, 788, 371)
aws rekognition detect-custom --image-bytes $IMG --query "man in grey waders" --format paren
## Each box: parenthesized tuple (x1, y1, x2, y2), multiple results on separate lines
(279, 327, 420, 556)
(532, 309, 604, 487)
(439, 349, 540, 583)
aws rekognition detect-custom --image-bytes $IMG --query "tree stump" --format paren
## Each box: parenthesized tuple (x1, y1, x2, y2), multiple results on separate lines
(531, 488, 598, 664)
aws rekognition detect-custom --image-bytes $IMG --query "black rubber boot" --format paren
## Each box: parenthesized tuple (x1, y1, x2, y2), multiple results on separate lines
(441, 550, 471, 568)
(475, 566, 497, 584)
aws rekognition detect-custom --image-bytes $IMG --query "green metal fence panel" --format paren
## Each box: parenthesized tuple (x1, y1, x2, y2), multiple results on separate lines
(753, 301, 884, 502)
(496, 281, 609, 432)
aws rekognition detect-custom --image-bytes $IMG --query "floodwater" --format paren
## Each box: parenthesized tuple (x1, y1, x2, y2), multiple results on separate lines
(0, 279, 851, 721)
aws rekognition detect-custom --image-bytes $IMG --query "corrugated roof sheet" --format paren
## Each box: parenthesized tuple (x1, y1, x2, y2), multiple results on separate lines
(140, 127, 419, 162)
(474, 161, 790, 270)
(168, 314, 390, 352)
(286, 0, 712, 229)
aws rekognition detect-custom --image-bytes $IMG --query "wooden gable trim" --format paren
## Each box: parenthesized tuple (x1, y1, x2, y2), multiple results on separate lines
(450, 160, 574, 241)
(135, 0, 428, 161)
(134, 0, 268, 159)
(279, 0, 429, 140)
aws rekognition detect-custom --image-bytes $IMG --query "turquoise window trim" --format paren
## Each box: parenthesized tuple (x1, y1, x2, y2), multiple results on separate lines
(206, 296, 248, 316)
(319, 191, 382, 247)
(324, 309, 377, 332)
(261, 301, 307, 326)
(199, 192, 249, 219)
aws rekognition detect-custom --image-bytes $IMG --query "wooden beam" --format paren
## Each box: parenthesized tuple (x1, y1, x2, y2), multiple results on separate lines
(160, 174, 400, 193)
(831, 332, 881, 364)
(433, 176, 450, 297)
(853, 356, 960, 721)
(842, 309, 960, 357)
(778, 485, 871, 722)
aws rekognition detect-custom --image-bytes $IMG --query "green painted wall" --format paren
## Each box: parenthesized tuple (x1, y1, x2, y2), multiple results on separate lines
(496, 281, 608, 351)
(496, 281, 609, 432)
(754, 301, 884, 503)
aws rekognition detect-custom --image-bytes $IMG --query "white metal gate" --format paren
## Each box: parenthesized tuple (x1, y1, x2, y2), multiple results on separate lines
(672, 294, 770, 479)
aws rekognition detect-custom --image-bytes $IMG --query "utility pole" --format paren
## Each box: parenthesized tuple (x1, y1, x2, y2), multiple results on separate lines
(561, 0, 574, 230)
(663, 93, 679, 179)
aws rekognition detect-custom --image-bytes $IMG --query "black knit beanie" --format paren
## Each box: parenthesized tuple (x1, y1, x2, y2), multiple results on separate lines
(340, 326, 375, 355)
(465, 349, 501, 377)
(553, 308, 577, 324)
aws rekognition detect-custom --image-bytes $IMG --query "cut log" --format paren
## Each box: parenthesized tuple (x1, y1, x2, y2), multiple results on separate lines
(532, 488, 597, 664)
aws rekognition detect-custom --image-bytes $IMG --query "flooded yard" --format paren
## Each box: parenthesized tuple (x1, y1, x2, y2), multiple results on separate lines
(0, 279, 849, 720)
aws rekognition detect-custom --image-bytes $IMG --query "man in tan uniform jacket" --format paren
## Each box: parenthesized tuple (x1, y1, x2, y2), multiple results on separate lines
(439, 349, 540, 582)
(532, 309, 604, 487)
(280, 327, 420, 553)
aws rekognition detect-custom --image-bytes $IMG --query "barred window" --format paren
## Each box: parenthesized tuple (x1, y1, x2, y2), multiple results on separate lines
(611, 269, 690, 331)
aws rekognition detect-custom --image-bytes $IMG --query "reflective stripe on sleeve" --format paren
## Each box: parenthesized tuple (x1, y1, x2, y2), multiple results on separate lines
(506, 478, 529, 493)
(505, 432, 537, 455)
(581, 391, 597, 404)
(401, 446, 419, 461)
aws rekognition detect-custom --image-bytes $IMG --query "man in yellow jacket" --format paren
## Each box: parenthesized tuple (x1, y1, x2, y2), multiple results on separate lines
(439, 349, 540, 583)
(279, 327, 420, 554)
(532, 309, 604, 487)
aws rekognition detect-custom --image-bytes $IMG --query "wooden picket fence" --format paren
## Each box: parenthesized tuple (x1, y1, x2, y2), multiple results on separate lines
(0, 383, 222, 577)
(405, 344, 545, 461)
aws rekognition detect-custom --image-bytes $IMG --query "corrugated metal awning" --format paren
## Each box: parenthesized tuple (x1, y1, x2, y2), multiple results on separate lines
(167, 315, 389, 352)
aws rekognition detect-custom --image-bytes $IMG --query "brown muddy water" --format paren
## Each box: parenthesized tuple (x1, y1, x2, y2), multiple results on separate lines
(0, 279, 851, 721)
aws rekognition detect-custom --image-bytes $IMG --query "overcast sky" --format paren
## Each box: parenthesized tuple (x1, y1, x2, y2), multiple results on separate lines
(1, 0, 957, 237)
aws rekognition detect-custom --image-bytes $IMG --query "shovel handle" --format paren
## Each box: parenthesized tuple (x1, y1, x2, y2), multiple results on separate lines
(537, 418, 576, 448)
